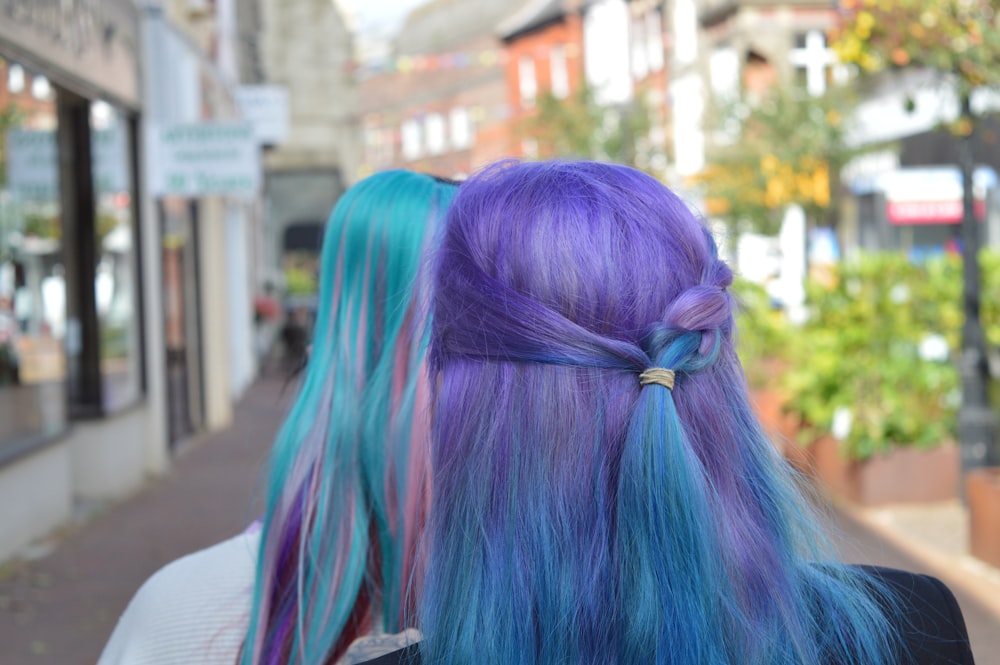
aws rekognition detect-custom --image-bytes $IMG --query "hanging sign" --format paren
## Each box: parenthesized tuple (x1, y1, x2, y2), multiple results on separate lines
(235, 85, 290, 145)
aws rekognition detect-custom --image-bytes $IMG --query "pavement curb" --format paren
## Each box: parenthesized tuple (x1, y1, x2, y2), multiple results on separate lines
(837, 499, 1000, 622)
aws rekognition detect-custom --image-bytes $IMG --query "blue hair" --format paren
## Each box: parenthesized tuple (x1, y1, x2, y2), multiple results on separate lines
(420, 160, 899, 665)
(242, 170, 457, 664)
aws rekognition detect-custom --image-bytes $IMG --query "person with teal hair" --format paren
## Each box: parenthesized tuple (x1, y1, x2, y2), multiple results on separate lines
(98, 170, 458, 665)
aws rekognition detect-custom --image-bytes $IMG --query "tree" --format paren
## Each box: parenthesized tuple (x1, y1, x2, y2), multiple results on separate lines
(0, 102, 25, 189)
(697, 84, 858, 237)
(831, 0, 1000, 472)
(522, 84, 659, 174)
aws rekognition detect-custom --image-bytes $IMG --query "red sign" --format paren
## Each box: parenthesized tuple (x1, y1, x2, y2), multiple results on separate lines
(886, 200, 987, 225)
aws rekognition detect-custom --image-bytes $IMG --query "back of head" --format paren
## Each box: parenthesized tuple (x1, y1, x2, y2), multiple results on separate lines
(244, 170, 457, 665)
(421, 161, 896, 665)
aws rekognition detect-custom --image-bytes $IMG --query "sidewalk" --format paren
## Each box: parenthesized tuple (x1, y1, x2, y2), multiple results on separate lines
(834, 499, 1000, 663)
(0, 374, 293, 665)
(0, 374, 998, 664)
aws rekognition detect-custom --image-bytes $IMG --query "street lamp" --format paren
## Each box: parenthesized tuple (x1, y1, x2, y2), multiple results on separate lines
(956, 91, 998, 479)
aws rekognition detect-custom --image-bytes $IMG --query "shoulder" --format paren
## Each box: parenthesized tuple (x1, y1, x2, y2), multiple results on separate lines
(97, 530, 260, 665)
(352, 644, 422, 665)
(855, 565, 975, 665)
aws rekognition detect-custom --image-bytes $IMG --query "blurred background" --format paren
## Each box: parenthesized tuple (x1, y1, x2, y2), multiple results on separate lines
(1, 0, 1000, 662)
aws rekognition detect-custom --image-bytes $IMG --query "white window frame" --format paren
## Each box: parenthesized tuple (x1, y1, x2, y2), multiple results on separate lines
(518, 55, 537, 108)
(401, 118, 423, 161)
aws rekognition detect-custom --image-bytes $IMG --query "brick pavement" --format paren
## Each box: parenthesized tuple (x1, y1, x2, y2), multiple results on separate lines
(0, 374, 292, 665)
(0, 373, 997, 664)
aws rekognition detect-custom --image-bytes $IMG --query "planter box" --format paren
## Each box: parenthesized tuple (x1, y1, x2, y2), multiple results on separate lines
(810, 436, 959, 506)
(750, 388, 814, 474)
(968, 468, 1000, 569)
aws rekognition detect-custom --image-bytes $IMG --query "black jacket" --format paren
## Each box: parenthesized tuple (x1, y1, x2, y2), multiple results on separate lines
(358, 567, 975, 665)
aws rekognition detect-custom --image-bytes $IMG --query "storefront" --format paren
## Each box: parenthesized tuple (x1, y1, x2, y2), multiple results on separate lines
(0, 0, 147, 562)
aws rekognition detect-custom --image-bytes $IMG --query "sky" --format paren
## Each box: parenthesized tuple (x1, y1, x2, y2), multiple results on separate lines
(338, 0, 430, 38)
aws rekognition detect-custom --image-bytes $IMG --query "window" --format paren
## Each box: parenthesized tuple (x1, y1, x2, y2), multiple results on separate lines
(91, 103, 141, 411)
(401, 118, 422, 160)
(646, 10, 664, 72)
(789, 30, 835, 97)
(672, 0, 697, 65)
(631, 16, 649, 80)
(7, 63, 24, 93)
(449, 107, 472, 150)
(518, 56, 537, 108)
(0, 69, 67, 456)
(31, 75, 52, 100)
(550, 46, 569, 99)
(521, 138, 538, 159)
(709, 46, 740, 101)
(424, 113, 445, 155)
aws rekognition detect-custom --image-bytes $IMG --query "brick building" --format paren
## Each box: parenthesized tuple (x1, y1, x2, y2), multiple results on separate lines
(497, 0, 586, 158)
(357, 0, 527, 178)
(666, 0, 841, 185)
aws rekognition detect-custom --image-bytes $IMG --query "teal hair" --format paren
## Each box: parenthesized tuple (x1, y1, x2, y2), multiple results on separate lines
(241, 171, 457, 665)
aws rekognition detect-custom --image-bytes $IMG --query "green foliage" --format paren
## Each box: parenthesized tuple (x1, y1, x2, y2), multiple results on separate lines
(832, 0, 1000, 105)
(284, 266, 318, 296)
(524, 84, 658, 173)
(0, 103, 26, 189)
(698, 85, 860, 236)
(731, 277, 793, 387)
(22, 212, 60, 239)
(781, 253, 962, 460)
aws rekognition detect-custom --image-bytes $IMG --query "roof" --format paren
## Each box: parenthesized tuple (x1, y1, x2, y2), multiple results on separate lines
(393, 0, 529, 55)
(496, 0, 566, 41)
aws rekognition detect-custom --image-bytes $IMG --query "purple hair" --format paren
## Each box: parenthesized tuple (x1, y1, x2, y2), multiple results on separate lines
(418, 160, 898, 665)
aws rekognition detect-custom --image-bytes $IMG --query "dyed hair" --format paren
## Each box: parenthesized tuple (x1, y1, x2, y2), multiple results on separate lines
(242, 171, 457, 665)
(420, 161, 898, 665)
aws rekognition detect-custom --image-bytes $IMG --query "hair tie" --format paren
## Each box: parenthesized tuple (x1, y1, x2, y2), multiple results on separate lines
(639, 368, 675, 391)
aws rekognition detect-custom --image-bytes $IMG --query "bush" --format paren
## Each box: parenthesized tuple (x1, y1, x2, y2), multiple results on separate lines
(781, 252, 961, 460)
(731, 277, 793, 388)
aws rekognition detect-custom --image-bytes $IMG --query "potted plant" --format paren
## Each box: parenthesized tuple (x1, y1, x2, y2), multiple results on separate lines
(966, 250, 1000, 568)
(781, 253, 961, 506)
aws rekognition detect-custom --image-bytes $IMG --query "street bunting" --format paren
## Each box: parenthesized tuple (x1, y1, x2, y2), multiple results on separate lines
(148, 122, 260, 198)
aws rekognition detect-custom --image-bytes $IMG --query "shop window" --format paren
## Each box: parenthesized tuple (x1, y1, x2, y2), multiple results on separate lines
(0, 70, 67, 459)
(90, 103, 141, 411)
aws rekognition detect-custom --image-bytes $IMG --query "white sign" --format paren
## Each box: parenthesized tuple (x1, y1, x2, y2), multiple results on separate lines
(5, 127, 129, 200)
(236, 85, 290, 145)
(876, 166, 997, 225)
(148, 122, 260, 197)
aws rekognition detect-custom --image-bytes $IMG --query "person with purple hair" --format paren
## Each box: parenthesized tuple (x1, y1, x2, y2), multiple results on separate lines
(98, 170, 457, 665)
(361, 160, 974, 665)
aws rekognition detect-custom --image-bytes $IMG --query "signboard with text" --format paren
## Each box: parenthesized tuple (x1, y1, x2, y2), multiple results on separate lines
(236, 85, 290, 145)
(148, 122, 260, 197)
(877, 167, 997, 225)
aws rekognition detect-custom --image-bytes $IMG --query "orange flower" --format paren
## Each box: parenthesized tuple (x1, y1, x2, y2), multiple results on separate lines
(891, 48, 911, 65)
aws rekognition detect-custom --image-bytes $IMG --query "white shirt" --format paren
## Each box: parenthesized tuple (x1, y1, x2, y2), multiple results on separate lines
(98, 530, 419, 664)
(98, 531, 260, 664)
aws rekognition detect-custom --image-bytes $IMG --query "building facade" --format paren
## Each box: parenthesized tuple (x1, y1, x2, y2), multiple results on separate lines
(0, 0, 150, 562)
(358, 0, 527, 178)
(0, 0, 266, 564)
